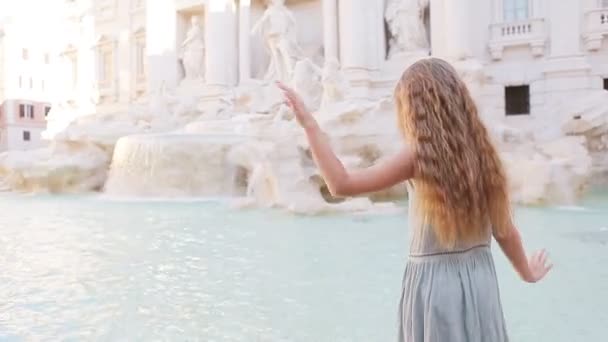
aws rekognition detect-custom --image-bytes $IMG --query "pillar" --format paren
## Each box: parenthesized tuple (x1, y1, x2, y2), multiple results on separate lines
(443, 0, 474, 60)
(238, 0, 251, 82)
(432, 0, 486, 60)
(145, 0, 180, 91)
(205, 0, 238, 87)
(338, 0, 380, 70)
(372, 0, 386, 66)
(322, 0, 338, 61)
(433, 0, 490, 61)
(430, 0, 447, 58)
(117, 0, 131, 104)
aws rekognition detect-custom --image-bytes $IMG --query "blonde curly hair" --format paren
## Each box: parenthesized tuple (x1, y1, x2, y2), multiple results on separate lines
(395, 58, 512, 247)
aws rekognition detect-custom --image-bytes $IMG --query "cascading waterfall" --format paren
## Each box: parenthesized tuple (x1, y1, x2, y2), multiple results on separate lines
(104, 133, 251, 197)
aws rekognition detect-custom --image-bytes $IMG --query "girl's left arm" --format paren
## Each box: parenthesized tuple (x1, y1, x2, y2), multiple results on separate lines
(277, 81, 415, 197)
(303, 122, 415, 197)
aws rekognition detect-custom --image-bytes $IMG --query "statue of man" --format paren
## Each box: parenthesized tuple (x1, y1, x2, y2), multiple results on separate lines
(385, 0, 429, 58)
(251, 0, 303, 82)
(180, 15, 205, 81)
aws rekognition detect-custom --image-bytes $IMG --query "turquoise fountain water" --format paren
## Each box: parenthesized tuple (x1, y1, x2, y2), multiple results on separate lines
(0, 193, 606, 341)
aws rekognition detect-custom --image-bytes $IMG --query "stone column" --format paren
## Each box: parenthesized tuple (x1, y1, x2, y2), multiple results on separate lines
(117, 0, 131, 104)
(238, 0, 251, 82)
(205, 0, 238, 87)
(338, 0, 368, 69)
(430, 0, 447, 58)
(322, 0, 338, 61)
(337, 0, 385, 98)
(145, 0, 180, 91)
(338, 0, 385, 70)
(443, 0, 474, 60)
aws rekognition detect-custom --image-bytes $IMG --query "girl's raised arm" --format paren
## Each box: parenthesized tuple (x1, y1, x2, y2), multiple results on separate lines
(277, 82, 415, 197)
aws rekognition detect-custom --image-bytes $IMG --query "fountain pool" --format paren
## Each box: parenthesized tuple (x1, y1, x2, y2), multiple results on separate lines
(0, 193, 607, 341)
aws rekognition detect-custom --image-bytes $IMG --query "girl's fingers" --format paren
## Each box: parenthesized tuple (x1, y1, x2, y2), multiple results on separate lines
(535, 250, 544, 263)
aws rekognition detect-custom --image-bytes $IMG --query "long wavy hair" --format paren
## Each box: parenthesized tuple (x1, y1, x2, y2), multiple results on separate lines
(394, 58, 512, 247)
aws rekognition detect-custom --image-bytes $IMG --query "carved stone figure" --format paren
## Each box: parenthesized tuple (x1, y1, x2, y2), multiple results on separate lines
(385, 0, 429, 58)
(251, 0, 304, 82)
(320, 57, 348, 108)
(181, 15, 205, 81)
(291, 58, 322, 111)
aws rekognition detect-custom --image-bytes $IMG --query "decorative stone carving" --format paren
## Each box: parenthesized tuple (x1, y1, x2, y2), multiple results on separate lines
(94, 35, 115, 91)
(320, 57, 348, 109)
(133, 27, 146, 98)
(180, 15, 205, 81)
(251, 0, 304, 82)
(385, 0, 430, 58)
(291, 58, 322, 111)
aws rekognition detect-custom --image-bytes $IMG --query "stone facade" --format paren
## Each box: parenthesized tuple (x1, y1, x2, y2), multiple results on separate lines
(45, 0, 608, 122)
(0, 0, 607, 210)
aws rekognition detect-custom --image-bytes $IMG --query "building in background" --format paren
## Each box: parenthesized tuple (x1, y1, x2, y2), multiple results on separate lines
(4, 0, 608, 144)
(142, 0, 608, 124)
(0, 18, 55, 151)
(40, 0, 147, 138)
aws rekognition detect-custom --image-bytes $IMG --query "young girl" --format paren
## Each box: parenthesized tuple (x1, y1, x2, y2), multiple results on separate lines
(277, 57, 552, 341)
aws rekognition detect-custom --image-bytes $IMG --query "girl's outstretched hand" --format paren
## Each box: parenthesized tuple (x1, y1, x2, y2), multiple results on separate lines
(276, 81, 316, 129)
(525, 249, 552, 283)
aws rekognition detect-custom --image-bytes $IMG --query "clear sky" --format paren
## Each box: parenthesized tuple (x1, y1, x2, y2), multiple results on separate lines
(0, 0, 62, 23)
(0, 0, 64, 47)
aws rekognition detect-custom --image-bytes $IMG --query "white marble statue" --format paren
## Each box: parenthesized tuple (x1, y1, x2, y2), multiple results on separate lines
(180, 15, 205, 81)
(320, 57, 348, 108)
(251, 0, 304, 82)
(291, 58, 322, 111)
(385, 0, 429, 58)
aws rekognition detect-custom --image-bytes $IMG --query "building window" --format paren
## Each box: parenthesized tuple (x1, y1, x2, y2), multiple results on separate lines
(29, 77, 33, 89)
(18, 76, 22, 88)
(22, 48, 28, 60)
(604, 78, 608, 91)
(503, 0, 529, 22)
(23, 131, 31, 141)
(45, 106, 51, 117)
(27, 105, 34, 118)
(19, 104, 35, 119)
(505, 85, 530, 116)
(44, 53, 50, 64)
(602, 0, 608, 8)
(41, 80, 45, 90)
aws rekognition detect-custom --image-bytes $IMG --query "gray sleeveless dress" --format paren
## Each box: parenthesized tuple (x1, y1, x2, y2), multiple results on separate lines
(397, 184, 509, 341)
